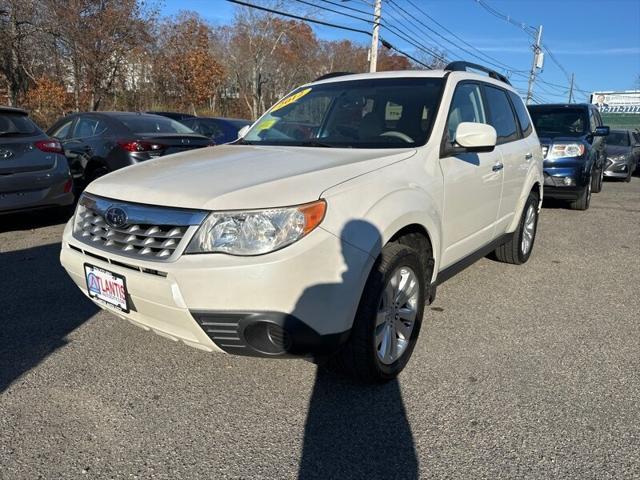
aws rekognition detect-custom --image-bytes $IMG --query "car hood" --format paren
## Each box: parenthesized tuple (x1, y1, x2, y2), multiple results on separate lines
(87, 144, 416, 210)
(606, 145, 630, 157)
(537, 135, 586, 145)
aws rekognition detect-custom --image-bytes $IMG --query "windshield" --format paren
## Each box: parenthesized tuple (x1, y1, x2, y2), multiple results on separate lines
(0, 112, 41, 137)
(528, 107, 588, 137)
(242, 78, 444, 148)
(117, 115, 196, 135)
(607, 131, 629, 147)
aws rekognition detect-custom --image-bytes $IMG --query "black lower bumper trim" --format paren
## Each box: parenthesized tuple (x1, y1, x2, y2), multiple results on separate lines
(191, 310, 350, 358)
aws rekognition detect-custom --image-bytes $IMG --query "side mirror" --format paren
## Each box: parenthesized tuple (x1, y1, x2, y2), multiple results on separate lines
(454, 122, 497, 151)
(237, 125, 250, 139)
(594, 125, 609, 137)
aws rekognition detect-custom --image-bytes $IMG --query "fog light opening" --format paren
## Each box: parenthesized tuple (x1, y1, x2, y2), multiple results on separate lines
(243, 321, 292, 355)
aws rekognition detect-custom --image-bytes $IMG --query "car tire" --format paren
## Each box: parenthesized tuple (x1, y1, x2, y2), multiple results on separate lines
(592, 168, 604, 193)
(569, 177, 592, 211)
(494, 191, 539, 265)
(625, 168, 632, 183)
(328, 242, 425, 383)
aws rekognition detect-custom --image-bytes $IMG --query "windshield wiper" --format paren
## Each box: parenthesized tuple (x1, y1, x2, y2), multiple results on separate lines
(295, 141, 337, 148)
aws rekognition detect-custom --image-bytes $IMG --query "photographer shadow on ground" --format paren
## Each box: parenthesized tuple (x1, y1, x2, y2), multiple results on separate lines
(293, 219, 419, 479)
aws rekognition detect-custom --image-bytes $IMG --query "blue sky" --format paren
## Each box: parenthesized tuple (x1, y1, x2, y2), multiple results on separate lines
(162, 0, 640, 103)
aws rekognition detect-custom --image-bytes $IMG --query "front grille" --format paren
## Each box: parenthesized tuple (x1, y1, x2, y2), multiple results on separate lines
(73, 193, 207, 262)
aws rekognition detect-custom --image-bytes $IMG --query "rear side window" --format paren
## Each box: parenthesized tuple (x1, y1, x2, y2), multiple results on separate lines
(51, 120, 74, 139)
(73, 117, 108, 138)
(446, 83, 487, 141)
(484, 86, 519, 144)
(0, 112, 41, 136)
(508, 91, 532, 137)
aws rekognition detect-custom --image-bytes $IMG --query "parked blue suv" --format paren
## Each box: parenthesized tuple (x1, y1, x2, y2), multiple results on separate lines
(528, 104, 609, 210)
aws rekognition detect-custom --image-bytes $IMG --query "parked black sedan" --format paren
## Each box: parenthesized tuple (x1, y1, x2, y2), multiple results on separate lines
(1, 106, 74, 215)
(47, 112, 212, 184)
(180, 117, 251, 144)
(603, 129, 640, 182)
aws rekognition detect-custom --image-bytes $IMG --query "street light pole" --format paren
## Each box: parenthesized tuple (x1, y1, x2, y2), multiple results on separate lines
(369, 0, 382, 72)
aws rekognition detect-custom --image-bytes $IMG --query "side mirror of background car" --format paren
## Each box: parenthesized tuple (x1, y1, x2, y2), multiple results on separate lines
(454, 122, 497, 151)
(237, 125, 250, 139)
(594, 126, 610, 137)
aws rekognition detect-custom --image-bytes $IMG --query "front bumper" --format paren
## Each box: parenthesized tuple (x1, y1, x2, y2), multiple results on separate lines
(543, 166, 588, 200)
(604, 159, 630, 178)
(60, 220, 373, 357)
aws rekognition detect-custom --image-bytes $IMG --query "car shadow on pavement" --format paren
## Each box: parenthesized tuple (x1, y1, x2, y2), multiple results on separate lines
(0, 242, 97, 392)
(294, 219, 419, 479)
(0, 208, 73, 234)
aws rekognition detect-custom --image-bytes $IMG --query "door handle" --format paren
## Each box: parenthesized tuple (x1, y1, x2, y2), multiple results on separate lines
(525, 152, 533, 160)
(492, 162, 504, 172)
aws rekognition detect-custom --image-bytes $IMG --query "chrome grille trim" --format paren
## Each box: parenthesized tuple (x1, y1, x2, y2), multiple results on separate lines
(72, 193, 207, 262)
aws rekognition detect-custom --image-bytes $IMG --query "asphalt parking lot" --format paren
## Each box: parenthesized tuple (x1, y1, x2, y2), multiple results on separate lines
(1, 179, 639, 480)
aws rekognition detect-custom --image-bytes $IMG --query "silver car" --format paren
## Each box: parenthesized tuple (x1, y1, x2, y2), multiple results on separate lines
(604, 129, 640, 182)
(0, 106, 74, 215)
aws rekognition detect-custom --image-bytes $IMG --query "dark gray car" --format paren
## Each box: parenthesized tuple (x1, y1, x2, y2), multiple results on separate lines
(0, 106, 74, 215)
(604, 129, 640, 182)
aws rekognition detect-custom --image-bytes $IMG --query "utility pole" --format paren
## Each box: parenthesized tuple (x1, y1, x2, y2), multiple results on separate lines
(526, 25, 543, 104)
(568, 73, 575, 103)
(369, 0, 382, 72)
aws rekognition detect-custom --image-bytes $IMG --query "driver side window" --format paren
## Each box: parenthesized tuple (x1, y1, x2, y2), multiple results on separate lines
(447, 83, 486, 142)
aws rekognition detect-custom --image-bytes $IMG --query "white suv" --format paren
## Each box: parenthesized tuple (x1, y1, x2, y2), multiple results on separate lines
(61, 63, 543, 383)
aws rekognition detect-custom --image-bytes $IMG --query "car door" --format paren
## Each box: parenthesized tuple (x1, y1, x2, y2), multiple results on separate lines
(63, 115, 108, 177)
(483, 86, 530, 234)
(48, 117, 79, 176)
(439, 81, 504, 268)
(591, 108, 606, 171)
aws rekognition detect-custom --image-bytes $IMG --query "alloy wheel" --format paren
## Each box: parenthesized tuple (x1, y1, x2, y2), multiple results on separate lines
(521, 204, 537, 255)
(375, 266, 419, 365)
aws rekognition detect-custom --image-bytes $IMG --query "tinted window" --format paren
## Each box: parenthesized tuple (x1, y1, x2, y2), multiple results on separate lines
(589, 110, 597, 132)
(528, 107, 588, 138)
(116, 115, 195, 135)
(192, 119, 224, 140)
(243, 78, 444, 148)
(484, 86, 519, 143)
(51, 120, 74, 139)
(508, 91, 532, 137)
(607, 131, 629, 146)
(446, 83, 486, 141)
(73, 117, 108, 138)
(0, 112, 41, 136)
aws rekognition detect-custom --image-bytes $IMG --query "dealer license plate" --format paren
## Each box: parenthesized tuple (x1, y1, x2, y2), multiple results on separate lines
(84, 263, 129, 313)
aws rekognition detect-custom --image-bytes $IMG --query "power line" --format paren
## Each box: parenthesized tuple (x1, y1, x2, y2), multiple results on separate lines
(291, 0, 371, 24)
(474, 0, 537, 37)
(317, 0, 371, 17)
(404, 0, 528, 74)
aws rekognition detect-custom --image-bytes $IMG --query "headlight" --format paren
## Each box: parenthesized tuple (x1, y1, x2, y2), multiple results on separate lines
(549, 143, 585, 158)
(186, 200, 326, 255)
(608, 154, 626, 162)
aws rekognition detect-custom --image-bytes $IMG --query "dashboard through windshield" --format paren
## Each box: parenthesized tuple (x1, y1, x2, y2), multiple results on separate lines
(241, 78, 444, 148)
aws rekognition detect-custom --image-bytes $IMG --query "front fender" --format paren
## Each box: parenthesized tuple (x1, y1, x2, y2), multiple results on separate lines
(322, 187, 443, 284)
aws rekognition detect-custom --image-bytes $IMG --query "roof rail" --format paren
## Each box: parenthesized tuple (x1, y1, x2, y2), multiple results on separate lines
(314, 72, 354, 82)
(445, 61, 511, 85)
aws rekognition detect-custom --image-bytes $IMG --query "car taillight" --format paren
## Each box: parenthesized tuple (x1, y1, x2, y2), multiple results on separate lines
(63, 178, 73, 193)
(117, 140, 165, 152)
(34, 139, 63, 153)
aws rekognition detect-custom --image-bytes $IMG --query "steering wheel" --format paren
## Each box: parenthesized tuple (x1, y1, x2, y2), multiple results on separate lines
(380, 131, 414, 143)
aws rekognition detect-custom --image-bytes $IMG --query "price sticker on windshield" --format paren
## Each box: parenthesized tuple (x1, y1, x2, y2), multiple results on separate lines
(271, 88, 312, 113)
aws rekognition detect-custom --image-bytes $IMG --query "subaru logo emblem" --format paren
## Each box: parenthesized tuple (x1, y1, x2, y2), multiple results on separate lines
(105, 206, 128, 228)
(0, 148, 13, 159)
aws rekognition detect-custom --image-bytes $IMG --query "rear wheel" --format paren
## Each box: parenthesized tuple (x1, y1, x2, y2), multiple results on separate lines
(328, 242, 425, 383)
(569, 176, 592, 210)
(494, 191, 539, 265)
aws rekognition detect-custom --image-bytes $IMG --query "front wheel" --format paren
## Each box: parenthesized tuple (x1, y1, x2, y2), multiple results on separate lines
(328, 242, 425, 383)
(494, 191, 539, 265)
(569, 178, 592, 210)
(592, 168, 604, 193)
